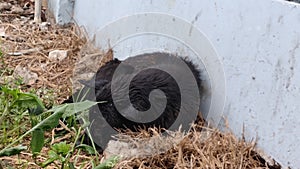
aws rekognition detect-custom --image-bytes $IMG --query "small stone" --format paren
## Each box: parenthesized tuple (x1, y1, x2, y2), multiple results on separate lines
(11, 6, 24, 14)
(39, 22, 50, 31)
(0, 76, 14, 84)
(20, 16, 29, 22)
(0, 2, 12, 11)
(13, 65, 38, 85)
(48, 50, 68, 61)
(104, 131, 185, 160)
(0, 27, 5, 38)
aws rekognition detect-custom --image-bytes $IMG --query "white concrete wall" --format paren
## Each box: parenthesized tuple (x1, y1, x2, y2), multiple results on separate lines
(51, 0, 300, 168)
(48, 0, 74, 25)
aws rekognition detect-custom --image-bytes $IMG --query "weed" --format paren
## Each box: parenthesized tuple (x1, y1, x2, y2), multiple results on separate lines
(41, 142, 72, 168)
(0, 85, 110, 168)
(0, 86, 43, 148)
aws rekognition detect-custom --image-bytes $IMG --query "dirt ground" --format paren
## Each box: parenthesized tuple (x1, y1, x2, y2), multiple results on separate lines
(0, 1, 283, 168)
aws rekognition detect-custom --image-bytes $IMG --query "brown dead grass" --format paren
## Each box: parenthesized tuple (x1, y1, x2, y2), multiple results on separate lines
(113, 125, 267, 169)
(0, 8, 87, 106)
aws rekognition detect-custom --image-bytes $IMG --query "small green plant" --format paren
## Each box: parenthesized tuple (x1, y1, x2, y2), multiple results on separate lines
(41, 142, 72, 168)
(94, 156, 120, 169)
(0, 86, 45, 149)
(0, 86, 103, 168)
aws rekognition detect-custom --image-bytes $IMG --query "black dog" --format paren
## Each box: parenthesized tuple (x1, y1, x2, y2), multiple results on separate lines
(64, 52, 202, 151)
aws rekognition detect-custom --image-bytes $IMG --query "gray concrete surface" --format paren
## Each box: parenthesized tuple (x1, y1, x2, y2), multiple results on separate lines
(47, 0, 74, 25)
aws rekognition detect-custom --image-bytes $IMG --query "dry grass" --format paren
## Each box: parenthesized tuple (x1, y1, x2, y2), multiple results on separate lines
(106, 124, 277, 169)
(1, 22, 85, 104)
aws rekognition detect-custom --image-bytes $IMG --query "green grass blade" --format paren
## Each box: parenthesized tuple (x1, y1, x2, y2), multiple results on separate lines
(30, 128, 45, 154)
(0, 146, 27, 157)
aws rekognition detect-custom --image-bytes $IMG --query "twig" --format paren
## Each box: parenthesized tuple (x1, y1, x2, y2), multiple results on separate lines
(49, 69, 72, 81)
(0, 13, 34, 17)
(58, 120, 76, 136)
(7, 47, 43, 56)
(51, 134, 72, 144)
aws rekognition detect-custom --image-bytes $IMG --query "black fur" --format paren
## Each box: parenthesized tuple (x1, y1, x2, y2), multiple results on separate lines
(64, 53, 202, 151)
